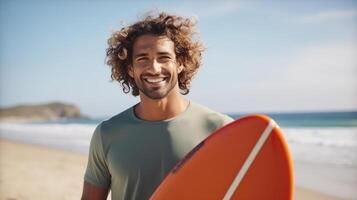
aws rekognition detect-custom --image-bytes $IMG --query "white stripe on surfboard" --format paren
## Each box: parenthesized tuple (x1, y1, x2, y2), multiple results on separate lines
(222, 119, 277, 200)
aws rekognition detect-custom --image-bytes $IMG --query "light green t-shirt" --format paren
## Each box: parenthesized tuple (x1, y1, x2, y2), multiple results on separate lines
(84, 102, 233, 200)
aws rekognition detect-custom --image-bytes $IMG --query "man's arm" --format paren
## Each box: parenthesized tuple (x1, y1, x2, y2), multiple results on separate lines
(83, 124, 111, 199)
(81, 181, 109, 200)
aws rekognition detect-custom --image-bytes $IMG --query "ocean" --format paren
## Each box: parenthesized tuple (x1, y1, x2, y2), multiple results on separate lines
(1, 111, 356, 199)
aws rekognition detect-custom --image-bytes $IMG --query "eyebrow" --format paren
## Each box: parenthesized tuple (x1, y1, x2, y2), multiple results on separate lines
(133, 52, 173, 59)
(133, 53, 148, 59)
(157, 52, 173, 56)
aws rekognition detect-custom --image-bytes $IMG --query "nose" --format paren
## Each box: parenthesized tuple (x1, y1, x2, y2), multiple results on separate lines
(147, 59, 162, 74)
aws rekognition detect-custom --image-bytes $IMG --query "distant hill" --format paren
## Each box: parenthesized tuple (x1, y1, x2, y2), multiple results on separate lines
(0, 102, 88, 122)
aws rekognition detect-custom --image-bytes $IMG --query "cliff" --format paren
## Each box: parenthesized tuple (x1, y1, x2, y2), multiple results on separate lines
(0, 102, 88, 122)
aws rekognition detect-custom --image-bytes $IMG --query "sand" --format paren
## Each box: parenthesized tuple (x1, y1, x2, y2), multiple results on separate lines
(0, 139, 345, 200)
(0, 139, 87, 200)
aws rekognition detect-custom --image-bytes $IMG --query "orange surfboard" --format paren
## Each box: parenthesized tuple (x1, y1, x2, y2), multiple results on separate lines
(150, 115, 294, 200)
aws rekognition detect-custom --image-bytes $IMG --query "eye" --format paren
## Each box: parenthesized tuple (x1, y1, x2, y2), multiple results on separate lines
(136, 57, 148, 62)
(158, 56, 172, 62)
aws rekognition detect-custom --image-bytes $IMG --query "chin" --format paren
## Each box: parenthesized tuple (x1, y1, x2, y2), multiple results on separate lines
(145, 92, 169, 100)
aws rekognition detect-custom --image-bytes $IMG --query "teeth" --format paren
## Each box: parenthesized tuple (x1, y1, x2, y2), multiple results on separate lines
(145, 78, 165, 83)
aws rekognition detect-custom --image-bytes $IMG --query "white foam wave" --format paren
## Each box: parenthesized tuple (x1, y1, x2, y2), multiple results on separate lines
(281, 127, 357, 167)
(0, 123, 97, 153)
(283, 127, 357, 147)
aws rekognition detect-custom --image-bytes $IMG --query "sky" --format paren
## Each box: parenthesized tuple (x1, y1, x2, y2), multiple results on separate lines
(1, 0, 356, 117)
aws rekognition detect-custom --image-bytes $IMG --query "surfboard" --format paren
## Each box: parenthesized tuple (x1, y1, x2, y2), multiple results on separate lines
(150, 115, 294, 200)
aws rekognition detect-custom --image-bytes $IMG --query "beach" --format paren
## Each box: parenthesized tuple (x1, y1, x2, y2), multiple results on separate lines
(0, 139, 87, 200)
(0, 139, 345, 200)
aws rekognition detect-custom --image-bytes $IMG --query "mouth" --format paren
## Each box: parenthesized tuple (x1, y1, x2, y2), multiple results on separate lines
(143, 76, 168, 86)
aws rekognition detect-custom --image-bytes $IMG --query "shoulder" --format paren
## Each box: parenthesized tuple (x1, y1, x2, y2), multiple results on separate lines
(91, 106, 135, 150)
(92, 106, 135, 153)
(188, 102, 234, 127)
(99, 106, 135, 134)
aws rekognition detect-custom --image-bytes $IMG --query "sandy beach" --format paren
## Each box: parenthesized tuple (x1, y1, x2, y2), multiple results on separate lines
(0, 139, 345, 200)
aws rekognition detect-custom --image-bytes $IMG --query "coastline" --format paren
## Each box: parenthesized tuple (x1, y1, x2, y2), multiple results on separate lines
(0, 139, 345, 200)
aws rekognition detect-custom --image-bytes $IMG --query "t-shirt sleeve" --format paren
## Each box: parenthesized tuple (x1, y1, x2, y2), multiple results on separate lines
(84, 123, 111, 188)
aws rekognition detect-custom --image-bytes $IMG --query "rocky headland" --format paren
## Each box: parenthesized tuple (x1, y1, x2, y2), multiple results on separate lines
(0, 102, 88, 122)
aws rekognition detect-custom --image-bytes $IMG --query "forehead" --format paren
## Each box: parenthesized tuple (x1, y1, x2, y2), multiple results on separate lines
(132, 35, 175, 55)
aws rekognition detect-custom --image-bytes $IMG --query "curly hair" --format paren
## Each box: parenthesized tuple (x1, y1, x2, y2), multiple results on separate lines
(106, 12, 204, 96)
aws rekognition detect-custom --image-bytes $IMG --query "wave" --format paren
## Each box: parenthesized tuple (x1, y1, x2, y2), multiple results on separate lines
(0, 122, 97, 153)
(282, 127, 357, 148)
(282, 127, 357, 167)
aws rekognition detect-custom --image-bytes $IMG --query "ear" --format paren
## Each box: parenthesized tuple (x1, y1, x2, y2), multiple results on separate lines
(178, 65, 184, 74)
(128, 65, 134, 78)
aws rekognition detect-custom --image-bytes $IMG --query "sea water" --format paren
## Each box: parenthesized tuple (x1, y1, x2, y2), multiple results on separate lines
(1, 111, 356, 199)
(232, 112, 357, 199)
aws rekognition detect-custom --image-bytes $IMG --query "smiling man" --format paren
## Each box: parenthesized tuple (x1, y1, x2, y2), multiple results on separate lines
(81, 12, 233, 200)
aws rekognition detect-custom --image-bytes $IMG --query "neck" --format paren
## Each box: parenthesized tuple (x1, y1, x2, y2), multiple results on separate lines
(135, 87, 189, 121)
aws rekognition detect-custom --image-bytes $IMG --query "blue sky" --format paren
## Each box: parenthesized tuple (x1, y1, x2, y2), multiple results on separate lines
(1, 0, 356, 117)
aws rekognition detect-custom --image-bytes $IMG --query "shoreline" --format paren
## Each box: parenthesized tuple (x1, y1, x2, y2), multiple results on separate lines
(0, 139, 345, 200)
(0, 116, 90, 123)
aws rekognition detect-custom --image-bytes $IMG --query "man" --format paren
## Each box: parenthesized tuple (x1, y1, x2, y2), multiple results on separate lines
(81, 12, 233, 200)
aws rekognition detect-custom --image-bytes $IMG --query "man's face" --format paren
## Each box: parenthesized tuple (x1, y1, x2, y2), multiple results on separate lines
(128, 35, 182, 100)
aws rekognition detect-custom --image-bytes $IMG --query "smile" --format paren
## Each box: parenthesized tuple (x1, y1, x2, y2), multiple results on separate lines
(143, 77, 168, 85)
(145, 78, 166, 83)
